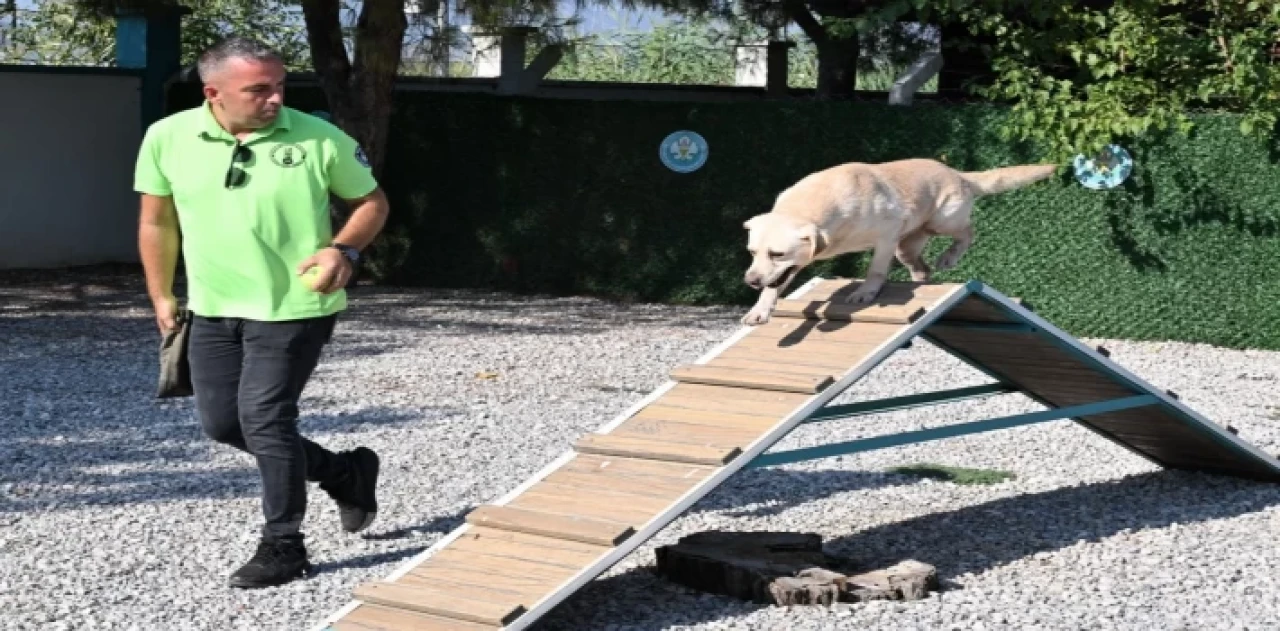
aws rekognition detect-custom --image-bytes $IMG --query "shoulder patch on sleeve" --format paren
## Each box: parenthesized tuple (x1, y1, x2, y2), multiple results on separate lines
(354, 146, 371, 168)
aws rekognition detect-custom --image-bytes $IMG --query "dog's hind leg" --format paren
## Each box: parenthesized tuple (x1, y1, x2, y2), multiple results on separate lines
(895, 230, 933, 282)
(847, 235, 901, 305)
(934, 224, 974, 272)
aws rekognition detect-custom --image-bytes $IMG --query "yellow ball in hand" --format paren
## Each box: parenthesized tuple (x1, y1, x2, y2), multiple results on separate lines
(300, 266, 327, 292)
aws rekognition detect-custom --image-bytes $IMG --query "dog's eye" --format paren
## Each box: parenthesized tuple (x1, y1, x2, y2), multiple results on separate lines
(768, 251, 783, 258)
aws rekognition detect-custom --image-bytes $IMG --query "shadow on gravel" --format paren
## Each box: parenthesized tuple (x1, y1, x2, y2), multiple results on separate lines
(0, 405, 438, 514)
(693, 467, 911, 518)
(825, 470, 1280, 586)
(531, 469, 1280, 630)
(358, 508, 469, 543)
(310, 508, 473, 576)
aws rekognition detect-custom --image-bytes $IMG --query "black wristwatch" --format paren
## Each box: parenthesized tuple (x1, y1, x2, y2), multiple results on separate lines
(331, 242, 360, 266)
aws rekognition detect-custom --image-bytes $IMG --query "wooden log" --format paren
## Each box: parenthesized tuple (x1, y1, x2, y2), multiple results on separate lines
(653, 531, 937, 605)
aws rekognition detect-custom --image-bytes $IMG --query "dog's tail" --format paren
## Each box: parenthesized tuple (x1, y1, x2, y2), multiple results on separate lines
(960, 164, 1058, 196)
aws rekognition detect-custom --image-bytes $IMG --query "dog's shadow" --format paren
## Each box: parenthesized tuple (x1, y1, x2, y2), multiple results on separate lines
(777, 280, 931, 347)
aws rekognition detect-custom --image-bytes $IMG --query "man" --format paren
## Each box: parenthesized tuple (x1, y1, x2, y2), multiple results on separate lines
(134, 36, 390, 588)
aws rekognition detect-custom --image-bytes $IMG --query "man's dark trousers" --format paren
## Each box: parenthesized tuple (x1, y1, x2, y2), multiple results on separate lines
(186, 313, 349, 542)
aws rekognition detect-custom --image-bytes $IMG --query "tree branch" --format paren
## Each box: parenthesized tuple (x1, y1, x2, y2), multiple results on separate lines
(783, 0, 825, 44)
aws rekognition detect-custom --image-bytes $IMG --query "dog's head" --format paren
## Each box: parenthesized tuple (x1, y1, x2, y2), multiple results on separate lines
(742, 213, 822, 291)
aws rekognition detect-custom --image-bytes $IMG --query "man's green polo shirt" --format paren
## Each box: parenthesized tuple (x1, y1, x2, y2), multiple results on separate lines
(133, 103, 378, 322)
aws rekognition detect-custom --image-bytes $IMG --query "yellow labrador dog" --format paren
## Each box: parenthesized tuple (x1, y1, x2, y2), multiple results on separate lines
(741, 158, 1057, 326)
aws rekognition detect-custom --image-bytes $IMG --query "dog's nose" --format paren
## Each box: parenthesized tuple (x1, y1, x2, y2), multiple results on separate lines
(744, 271, 762, 289)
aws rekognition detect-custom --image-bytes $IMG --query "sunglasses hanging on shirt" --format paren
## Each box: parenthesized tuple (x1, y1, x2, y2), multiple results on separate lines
(225, 143, 253, 189)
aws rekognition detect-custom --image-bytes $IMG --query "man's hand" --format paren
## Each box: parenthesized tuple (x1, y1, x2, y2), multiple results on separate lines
(297, 247, 352, 294)
(153, 294, 179, 335)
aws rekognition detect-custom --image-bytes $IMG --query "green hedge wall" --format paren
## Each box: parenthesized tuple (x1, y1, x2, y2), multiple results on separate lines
(166, 85, 1280, 350)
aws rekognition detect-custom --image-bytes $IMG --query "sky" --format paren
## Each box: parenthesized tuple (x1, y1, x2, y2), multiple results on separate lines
(10, 0, 667, 35)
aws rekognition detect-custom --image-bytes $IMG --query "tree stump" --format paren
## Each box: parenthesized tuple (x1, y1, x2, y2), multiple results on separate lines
(654, 531, 937, 606)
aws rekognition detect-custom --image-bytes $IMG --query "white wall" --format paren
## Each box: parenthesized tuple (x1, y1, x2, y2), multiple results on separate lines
(0, 70, 143, 269)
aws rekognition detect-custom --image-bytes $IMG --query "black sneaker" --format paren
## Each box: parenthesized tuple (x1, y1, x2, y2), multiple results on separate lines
(321, 447, 380, 533)
(228, 538, 311, 589)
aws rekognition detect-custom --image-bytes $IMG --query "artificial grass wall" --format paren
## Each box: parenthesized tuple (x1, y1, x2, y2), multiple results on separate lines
(166, 84, 1280, 350)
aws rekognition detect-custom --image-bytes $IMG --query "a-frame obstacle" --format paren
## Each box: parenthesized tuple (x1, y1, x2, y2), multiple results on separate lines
(314, 277, 1280, 630)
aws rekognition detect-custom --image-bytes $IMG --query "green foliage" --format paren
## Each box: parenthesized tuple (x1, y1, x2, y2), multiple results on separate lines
(546, 16, 740, 84)
(2, 1, 116, 65)
(0, 0, 309, 68)
(942, 0, 1280, 162)
(535, 15, 933, 91)
(888, 463, 1016, 485)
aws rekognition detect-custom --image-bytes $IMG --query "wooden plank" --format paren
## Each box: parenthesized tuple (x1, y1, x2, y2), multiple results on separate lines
(427, 547, 586, 580)
(941, 352, 1126, 372)
(403, 566, 559, 601)
(506, 490, 662, 526)
(713, 346, 865, 370)
(558, 453, 717, 482)
(353, 581, 525, 627)
(519, 480, 679, 515)
(663, 382, 813, 406)
(703, 356, 850, 378)
(575, 432, 743, 466)
(455, 526, 611, 559)
(670, 364, 834, 394)
(390, 574, 539, 608)
(464, 504, 635, 546)
(333, 603, 498, 631)
(634, 405, 784, 428)
(727, 335, 885, 353)
(540, 469, 705, 500)
(444, 532, 606, 570)
(612, 417, 765, 447)
(938, 297, 1022, 323)
(649, 392, 802, 417)
(772, 299, 926, 324)
(799, 279, 958, 303)
(741, 319, 906, 346)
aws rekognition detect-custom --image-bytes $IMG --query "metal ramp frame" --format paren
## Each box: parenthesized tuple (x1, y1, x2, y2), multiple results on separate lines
(314, 276, 1280, 631)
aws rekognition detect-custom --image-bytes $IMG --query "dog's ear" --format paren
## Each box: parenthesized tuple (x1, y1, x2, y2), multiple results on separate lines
(743, 214, 765, 230)
(797, 224, 820, 260)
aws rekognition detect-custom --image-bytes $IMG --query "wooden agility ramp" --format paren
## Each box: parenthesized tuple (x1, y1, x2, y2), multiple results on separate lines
(315, 277, 1280, 630)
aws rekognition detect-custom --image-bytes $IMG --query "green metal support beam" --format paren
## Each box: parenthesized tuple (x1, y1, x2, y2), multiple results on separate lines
(748, 394, 1161, 468)
(806, 383, 1014, 423)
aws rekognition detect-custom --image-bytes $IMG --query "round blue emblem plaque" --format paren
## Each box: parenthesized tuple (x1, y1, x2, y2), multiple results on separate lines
(659, 130, 709, 173)
(1072, 144, 1133, 190)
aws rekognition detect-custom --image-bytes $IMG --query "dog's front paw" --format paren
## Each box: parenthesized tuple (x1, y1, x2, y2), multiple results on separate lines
(741, 308, 772, 326)
(844, 288, 880, 305)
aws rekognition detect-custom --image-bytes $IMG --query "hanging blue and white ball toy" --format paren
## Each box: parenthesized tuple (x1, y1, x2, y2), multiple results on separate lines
(1073, 144, 1134, 190)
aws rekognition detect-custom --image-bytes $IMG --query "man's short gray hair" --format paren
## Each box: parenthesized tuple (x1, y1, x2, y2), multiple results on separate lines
(197, 36, 283, 81)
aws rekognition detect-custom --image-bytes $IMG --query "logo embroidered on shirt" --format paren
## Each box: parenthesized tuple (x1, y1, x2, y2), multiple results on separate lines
(355, 146, 371, 168)
(270, 143, 306, 168)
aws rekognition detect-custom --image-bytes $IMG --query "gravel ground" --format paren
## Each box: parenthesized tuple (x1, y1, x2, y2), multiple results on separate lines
(4, 265, 1280, 631)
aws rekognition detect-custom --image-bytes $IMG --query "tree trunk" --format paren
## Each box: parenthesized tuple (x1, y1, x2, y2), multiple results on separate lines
(815, 34, 860, 100)
(783, 0, 861, 101)
(300, 0, 405, 283)
(300, 0, 406, 180)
